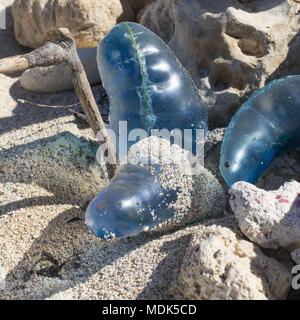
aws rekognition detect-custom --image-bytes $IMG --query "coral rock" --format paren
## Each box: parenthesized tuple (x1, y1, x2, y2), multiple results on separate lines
(230, 181, 300, 250)
(172, 225, 291, 300)
(12, 0, 134, 48)
(140, 0, 300, 127)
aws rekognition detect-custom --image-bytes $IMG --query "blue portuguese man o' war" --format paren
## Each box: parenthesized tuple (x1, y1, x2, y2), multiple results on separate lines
(220, 75, 300, 187)
(86, 137, 225, 239)
(97, 22, 208, 159)
(85, 22, 223, 240)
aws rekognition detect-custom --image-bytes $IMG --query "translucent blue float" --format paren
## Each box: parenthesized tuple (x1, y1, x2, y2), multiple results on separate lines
(97, 22, 207, 158)
(220, 75, 300, 186)
(86, 22, 208, 239)
(85, 164, 178, 239)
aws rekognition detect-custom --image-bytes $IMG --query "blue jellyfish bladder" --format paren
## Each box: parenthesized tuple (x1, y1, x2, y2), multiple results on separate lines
(220, 75, 300, 186)
(97, 22, 207, 159)
(85, 164, 178, 239)
(86, 22, 208, 239)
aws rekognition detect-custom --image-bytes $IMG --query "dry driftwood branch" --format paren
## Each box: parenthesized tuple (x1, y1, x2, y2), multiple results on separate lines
(0, 28, 119, 179)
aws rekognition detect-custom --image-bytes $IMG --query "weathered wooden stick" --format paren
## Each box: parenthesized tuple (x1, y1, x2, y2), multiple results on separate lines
(0, 41, 67, 73)
(0, 28, 119, 179)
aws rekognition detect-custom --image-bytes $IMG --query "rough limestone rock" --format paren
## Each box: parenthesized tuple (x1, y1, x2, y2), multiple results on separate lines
(205, 128, 227, 188)
(12, 0, 134, 48)
(20, 48, 100, 93)
(172, 225, 291, 300)
(140, 0, 300, 127)
(230, 181, 300, 251)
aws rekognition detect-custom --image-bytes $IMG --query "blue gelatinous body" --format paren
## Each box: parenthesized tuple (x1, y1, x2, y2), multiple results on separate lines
(97, 22, 207, 158)
(220, 75, 300, 186)
(85, 22, 209, 239)
(85, 164, 177, 239)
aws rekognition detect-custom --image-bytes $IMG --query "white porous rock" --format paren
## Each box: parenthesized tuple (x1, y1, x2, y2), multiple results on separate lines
(140, 0, 300, 127)
(12, 0, 134, 48)
(172, 225, 291, 300)
(20, 48, 100, 93)
(126, 136, 226, 228)
(230, 181, 300, 250)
